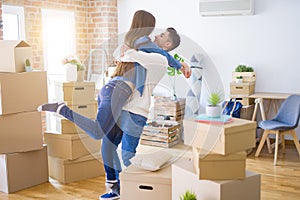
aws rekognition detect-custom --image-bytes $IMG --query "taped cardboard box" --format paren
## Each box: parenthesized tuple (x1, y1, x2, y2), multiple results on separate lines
(0, 71, 48, 115)
(48, 153, 104, 184)
(0, 145, 48, 193)
(172, 158, 261, 200)
(0, 111, 43, 154)
(183, 118, 256, 155)
(120, 164, 172, 200)
(193, 148, 246, 180)
(54, 81, 96, 105)
(44, 132, 101, 160)
(0, 40, 32, 73)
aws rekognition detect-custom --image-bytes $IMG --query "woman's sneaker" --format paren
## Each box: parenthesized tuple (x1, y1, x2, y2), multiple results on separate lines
(99, 192, 120, 200)
(99, 180, 120, 200)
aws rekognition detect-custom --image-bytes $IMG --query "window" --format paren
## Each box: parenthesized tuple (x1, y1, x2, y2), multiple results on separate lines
(2, 5, 25, 40)
(42, 9, 76, 131)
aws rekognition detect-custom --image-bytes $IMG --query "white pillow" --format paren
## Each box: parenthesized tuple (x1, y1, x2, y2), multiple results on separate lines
(130, 151, 173, 171)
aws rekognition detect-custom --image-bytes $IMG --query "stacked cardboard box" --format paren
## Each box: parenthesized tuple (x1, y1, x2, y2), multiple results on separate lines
(230, 72, 256, 119)
(54, 81, 97, 134)
(0, 41, 49, 193)
(172, 158, 261, 200)
(141, 96, 185, 148)
(45, 81, 104, 184)
(179, 117, 261, 199)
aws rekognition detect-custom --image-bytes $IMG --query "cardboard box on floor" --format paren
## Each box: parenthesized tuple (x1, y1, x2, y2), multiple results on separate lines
(0, 71, 48, 115)
(183, 118, 257, 155)
(0, 40, 32, 73)
(0, 111, 43, 154)
(120, 164, 172, 200)
(172, 158, 261, 200)
(193, 147, 246, 180)
(48, 153, 104, 184)
(0, 145, 48, 193)
(44, 132, 101, 160)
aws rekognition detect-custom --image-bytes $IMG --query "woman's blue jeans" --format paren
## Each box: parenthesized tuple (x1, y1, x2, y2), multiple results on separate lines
(101, 110, 147, 181)
(59, 77, 133, 140)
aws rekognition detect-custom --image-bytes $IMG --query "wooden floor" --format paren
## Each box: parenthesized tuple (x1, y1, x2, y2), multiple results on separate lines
(1, 144, 300, 200)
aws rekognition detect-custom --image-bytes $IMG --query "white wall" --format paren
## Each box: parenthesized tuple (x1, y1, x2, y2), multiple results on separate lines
(118, 0, 300, 138)
(118, 0, 300, 95)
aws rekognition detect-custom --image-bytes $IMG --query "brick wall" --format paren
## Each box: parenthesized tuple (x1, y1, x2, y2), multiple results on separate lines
(0, 0, 3, 40)
(88, 0, 118, 70)
(1, 0, 118, 70)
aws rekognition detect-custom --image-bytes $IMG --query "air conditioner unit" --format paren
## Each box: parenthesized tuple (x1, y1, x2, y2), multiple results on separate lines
(199, 0, 254, 16)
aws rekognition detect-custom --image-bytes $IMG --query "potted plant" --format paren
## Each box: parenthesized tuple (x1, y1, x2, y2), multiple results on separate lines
(167, 53, 183, 100)
(235, 64, 254, 72)
(206, 91, 223, 118)
(24, 58, 32, 72)
(235, 75, 243, 83)
(62, 55, 86, 82)
(233, 64, 255, 83)
(180, 190, 197, 200)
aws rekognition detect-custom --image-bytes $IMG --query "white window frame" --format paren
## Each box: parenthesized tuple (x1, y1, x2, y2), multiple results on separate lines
(2, 5, 26, 40)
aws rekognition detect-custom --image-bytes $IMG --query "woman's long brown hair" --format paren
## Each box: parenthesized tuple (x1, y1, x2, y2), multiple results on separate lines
(112, 10, 156, 78)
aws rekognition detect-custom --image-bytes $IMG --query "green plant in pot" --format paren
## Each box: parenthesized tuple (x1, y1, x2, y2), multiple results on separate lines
(235, 65, 254, 72)
(24, 58, 32, 72)
(180, 190, 197, 200)
(206, 91, 223, 118)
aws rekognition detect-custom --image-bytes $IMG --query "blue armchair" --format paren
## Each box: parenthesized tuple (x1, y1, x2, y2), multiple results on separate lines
(255, 94, 300, 165)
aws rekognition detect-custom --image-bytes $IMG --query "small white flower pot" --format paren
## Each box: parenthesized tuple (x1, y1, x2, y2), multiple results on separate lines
(206, 105, 221, 118)
(25, 66, 32, 72)
(235, 78, 243, 83)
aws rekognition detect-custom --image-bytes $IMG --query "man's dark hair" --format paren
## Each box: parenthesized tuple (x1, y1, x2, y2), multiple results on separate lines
(166, 27, 180, 51)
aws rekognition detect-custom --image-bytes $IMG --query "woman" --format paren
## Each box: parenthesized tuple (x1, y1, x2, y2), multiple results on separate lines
(38, 11, 187, 140)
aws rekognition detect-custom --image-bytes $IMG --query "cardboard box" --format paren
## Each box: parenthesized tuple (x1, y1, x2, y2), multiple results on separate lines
(0, 111, 43, 154)
(48, 153, 104, 184)
(0, 40, 32, 73)
(0, 146, 48, 193)
(0, 71, 48, 115)
(183, 118, 256, 155)
(230, 81, 255, 95)
(44, 132, 101, 160)
(54, 81, 95, 105)
(55, 118, 85, 134)
(120, 164, 172, 200)
(66, 103, 97, 119)
(193, 148, 246, 180)
(172, 159, 261, 200)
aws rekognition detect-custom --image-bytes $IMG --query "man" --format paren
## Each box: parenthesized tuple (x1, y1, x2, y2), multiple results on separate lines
(99, 27, 190, 200)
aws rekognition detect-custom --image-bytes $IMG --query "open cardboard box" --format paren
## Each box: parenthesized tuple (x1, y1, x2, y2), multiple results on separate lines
(172, 158, 261, 200)
(0, 40, 32, 73)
